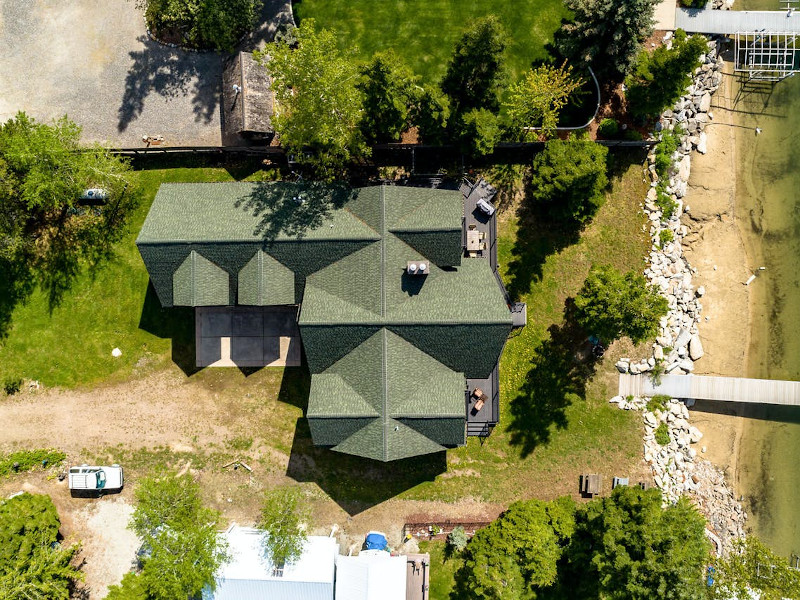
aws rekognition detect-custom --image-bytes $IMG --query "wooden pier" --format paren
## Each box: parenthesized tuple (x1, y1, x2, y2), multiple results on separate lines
(619, 374, 800, 406)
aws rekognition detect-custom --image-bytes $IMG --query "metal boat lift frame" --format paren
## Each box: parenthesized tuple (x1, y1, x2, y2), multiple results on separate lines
(734, 30, 800, 81)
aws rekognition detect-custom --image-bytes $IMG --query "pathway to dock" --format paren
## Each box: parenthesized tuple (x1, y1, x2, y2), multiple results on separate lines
(674, 8, 800, 34)
(619, 373, 800, 406)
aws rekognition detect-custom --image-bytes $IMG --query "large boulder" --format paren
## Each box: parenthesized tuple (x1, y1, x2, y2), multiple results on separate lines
(689, 335, 705, 360)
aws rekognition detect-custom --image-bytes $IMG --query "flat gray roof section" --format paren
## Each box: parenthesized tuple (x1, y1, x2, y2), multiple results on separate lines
(675, 9, 800, 34)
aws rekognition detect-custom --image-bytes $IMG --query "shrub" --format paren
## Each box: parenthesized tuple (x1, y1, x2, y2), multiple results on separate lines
(526, 137, 609, 224)
(658, 228, 674, 248)
(654, 126, 683, 180)
(656, 187, 679, 221)
(447, 526, 468, 553)
(623, 129, 644, 141)
(0, 449, 66, 477)
(135, 0, 262, 51)
(458, 109, 500, 157)
(597, 118, 619, 138)
(3, 377, 22, 395)
(654, 422, 670, 445)
(626, 29, 708, 118)
(647, 394, 671, 412)
(574, 265, 669, 344)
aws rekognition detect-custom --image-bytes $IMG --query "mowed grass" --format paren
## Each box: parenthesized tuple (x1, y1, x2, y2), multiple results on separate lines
(419, 541, 462, 600)
(0, 165, 263, 388)
(293, 0, 570, 83)
(0, 153, 651, 515)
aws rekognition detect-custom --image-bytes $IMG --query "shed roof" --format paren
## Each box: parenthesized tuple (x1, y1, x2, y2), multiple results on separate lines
(335, 551, 407, 600)
(206, 525, 337, 600)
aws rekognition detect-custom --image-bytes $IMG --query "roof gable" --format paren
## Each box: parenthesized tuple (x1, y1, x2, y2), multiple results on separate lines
(173, 251, 229, 306)
(238, 250, 295, 306)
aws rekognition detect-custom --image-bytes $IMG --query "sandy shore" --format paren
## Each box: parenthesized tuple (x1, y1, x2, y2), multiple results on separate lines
(680, 62, 752, 490)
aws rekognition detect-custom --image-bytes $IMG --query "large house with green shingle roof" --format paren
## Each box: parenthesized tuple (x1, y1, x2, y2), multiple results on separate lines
(137, 181, 514, 461)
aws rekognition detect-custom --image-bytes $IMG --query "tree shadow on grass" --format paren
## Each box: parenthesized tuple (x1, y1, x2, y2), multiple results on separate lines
(137, 282, 199, 376)
(505, 199, 583, 302)
(507, 300, 599, 458)
(118, 35, 221, 133)
(0, 257, 35, 340)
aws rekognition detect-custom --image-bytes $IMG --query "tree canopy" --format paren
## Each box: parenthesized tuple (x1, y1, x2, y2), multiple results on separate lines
(441, 16, 507, 115)
(258, 487, 310, 568)
(563, 487, 709, 599)
(710, 537, 800, 600)
(455, 497, 576, 599)
(626, 29, 708, 118)
(256, 20, 367, 180)
(107, 471, 227, 600)
(357, 50, 420, 144)
(554, 0, 658, 81)
(574, 265, 669, 344)
(0, 493, 81, 600)
(458, 108, 500, 157)
(526, 138, 608, 224)
(504, 63, 584, 140)
(135, 0, 261, 51)
(0, 112, 138, 334)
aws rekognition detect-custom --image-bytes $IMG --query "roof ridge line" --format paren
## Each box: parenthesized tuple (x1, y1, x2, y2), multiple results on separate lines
(382, 328, 389, 462)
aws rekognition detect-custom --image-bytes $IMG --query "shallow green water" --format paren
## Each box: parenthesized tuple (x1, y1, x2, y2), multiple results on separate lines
(730, 0, 800, 558)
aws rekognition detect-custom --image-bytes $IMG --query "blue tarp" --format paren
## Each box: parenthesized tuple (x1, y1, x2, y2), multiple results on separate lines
(365, 533, 388, 551)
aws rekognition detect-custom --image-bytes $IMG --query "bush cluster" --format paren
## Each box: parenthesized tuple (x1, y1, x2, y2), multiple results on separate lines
(0, 449, 66, 477)
(654, 422, 671, 445)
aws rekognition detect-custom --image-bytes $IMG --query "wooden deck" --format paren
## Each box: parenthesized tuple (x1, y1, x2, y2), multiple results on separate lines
(619, 374, 800, 406)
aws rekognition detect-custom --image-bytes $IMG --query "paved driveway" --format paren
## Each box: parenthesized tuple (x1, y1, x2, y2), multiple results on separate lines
(0, 0, 291, 147)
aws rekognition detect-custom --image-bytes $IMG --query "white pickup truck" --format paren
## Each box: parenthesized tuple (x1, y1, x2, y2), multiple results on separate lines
(68, 464, 124, 493)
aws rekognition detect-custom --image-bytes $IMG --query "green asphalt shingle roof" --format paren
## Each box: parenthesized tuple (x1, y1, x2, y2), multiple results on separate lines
(238, 250, 295, 306)
(307, 329, 465, 461)
(173, 250, 229, 306)
(138, 182, 512, 462)
(137, 182, 380, 244)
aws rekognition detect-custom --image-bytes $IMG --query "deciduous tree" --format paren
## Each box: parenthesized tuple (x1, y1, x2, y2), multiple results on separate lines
(563, 487, 710, 599)
(454, 497, 576, 599)
(457, 108, 500, 157)
(0, 112, 138, 326)
(711, 537, 800, 600)
(574, 265, 668, 344)
(259, 487, 310, 568)
(504, 63, 584, 140)
(109, 471, 227, 600)
(256, 20, 367, 180)
(441, 16, 507, 115)
(554, 0, 658, 81)
(526, 138, 608, 224)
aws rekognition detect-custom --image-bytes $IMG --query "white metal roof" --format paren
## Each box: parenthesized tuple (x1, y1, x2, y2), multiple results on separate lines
(334, 551, 406, 600)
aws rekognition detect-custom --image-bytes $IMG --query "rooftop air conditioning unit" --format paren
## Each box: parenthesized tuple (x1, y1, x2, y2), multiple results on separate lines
(406, 260, 429, 276)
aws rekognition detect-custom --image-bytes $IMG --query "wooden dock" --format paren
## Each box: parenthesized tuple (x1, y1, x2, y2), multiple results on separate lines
(619, 374, 800, 406)
(674, 9, 800, 34)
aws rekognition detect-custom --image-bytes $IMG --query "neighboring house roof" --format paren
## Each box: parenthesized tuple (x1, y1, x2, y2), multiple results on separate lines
(206, 525, 337, 600)
(137, 182, 512, 461)
(335, 551, 406, 600)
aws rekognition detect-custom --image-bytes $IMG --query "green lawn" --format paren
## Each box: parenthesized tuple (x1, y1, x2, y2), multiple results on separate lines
(0, 164, 266, 388)
(294, 0, 570, 83)
(419, 541, 462, 600)
(0, 152, 650, 518)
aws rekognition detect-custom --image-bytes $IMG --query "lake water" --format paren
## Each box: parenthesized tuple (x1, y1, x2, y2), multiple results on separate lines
(727, 0, 800, 558)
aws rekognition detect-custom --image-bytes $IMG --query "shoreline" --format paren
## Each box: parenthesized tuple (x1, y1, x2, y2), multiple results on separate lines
(681, 59, 751, 492)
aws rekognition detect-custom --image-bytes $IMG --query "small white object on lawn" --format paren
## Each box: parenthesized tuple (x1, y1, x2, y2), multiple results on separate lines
(111, 348, 122, 358)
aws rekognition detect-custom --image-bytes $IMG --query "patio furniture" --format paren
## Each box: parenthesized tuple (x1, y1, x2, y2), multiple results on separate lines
(476, 198, 495, 216)
(466, 230, 481, 252)
(472, 387, 484, 399)
(474, 397, 485, 411)
(581, 474, 602, 497)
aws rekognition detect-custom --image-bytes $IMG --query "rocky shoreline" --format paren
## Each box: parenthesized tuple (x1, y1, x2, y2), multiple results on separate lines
(610, 37, 746, 555)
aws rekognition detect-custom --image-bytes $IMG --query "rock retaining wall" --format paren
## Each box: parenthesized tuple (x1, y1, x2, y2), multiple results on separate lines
(610, 37, 746, 555)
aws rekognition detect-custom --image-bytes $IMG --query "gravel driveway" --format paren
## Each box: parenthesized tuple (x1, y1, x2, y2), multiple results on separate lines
(0, 0, 292, 147)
